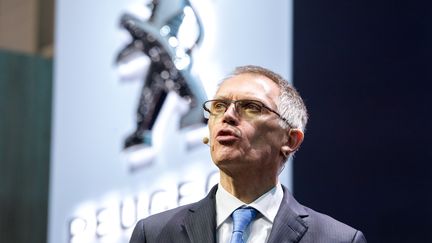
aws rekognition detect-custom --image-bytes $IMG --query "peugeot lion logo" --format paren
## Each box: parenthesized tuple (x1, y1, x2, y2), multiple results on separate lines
(115, 0, 208, 171)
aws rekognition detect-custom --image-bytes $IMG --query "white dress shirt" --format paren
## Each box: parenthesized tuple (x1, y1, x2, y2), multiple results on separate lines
(215, 183, 284, 243)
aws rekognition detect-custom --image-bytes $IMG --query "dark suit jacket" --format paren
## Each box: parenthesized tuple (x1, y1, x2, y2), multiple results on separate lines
(130, 185, 366, 243)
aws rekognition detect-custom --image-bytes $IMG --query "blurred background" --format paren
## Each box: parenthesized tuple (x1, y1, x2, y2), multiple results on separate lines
(1, 0, 431, 242)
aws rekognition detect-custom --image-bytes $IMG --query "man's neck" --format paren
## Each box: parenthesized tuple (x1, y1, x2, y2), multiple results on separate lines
(219, 172, 278, 204)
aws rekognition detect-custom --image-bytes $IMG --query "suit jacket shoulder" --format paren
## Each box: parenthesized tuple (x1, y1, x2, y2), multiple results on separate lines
(130, 204, 192, 242)
(300, 206, 366, 243)
(129, 186, 218, 243)
(273, 186, 367, 243)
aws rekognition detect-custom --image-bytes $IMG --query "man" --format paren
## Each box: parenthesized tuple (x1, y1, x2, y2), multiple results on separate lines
(130, 65, 367, 243)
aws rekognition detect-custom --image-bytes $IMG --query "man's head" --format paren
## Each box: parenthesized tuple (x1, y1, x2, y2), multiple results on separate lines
(204, 65, 308, 179)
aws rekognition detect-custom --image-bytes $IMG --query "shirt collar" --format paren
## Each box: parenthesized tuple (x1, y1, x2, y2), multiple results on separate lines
(215, 183, 284, 228)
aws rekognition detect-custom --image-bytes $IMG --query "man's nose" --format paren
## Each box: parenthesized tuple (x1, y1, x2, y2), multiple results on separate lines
(222, 103, 240, 124)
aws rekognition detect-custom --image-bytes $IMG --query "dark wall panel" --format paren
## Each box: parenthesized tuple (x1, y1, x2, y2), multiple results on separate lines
(293, 1, 432, 242)
(0, 50, 52, 243)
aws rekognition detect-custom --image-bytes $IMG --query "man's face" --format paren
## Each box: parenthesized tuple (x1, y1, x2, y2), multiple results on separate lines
(208, 73, 288, 176)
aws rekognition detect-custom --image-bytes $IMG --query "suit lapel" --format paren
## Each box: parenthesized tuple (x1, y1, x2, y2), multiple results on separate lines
(183, 185, 218, 243)
(182, 185, 308, 243)
(267, 186, 309, 243)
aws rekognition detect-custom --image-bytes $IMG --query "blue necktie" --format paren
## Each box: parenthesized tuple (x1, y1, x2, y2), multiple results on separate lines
(229, 207, 258, 243)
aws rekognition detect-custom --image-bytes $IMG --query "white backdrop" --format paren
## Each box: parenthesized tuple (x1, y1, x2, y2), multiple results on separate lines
(48, 0, 292, 242)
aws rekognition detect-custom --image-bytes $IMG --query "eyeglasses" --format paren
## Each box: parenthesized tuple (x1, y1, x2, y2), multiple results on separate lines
(202, 99, 291, 126)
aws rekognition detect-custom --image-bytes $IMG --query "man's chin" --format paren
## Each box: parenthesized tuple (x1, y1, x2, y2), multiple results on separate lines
(212, 154, 245, 170)
(211, 148, 241, 163)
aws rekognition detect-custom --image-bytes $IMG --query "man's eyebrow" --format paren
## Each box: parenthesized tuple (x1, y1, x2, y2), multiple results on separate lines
(213, 95, 229, 100)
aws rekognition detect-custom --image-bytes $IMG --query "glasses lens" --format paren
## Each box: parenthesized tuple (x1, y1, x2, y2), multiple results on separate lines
(210, 100, 228, 114)
(237, 100, 263, 118)
(204, 100, 227, 118)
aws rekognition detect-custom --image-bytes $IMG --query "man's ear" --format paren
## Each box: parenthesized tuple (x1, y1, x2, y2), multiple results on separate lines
(281, 129, 304, 157)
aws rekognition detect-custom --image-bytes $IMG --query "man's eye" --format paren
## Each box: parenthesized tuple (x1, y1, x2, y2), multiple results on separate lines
(242, 102, 262, 113)
(212, 101, 227, 112)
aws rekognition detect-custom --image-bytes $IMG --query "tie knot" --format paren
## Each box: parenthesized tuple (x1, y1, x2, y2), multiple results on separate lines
(231, 207, 258, 233)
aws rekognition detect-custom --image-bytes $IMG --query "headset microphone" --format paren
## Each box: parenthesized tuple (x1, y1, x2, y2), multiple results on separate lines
(202, 137, 210, 145)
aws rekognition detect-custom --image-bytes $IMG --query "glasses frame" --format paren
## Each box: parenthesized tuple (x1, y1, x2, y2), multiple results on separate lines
(202, 99, 291, 127)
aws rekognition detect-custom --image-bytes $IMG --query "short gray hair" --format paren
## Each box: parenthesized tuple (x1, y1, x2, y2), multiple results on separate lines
(230, 65, 308, 131)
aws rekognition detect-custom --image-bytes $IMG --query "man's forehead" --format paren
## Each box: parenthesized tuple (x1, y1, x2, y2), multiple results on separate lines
(215, 73, 280, 96)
